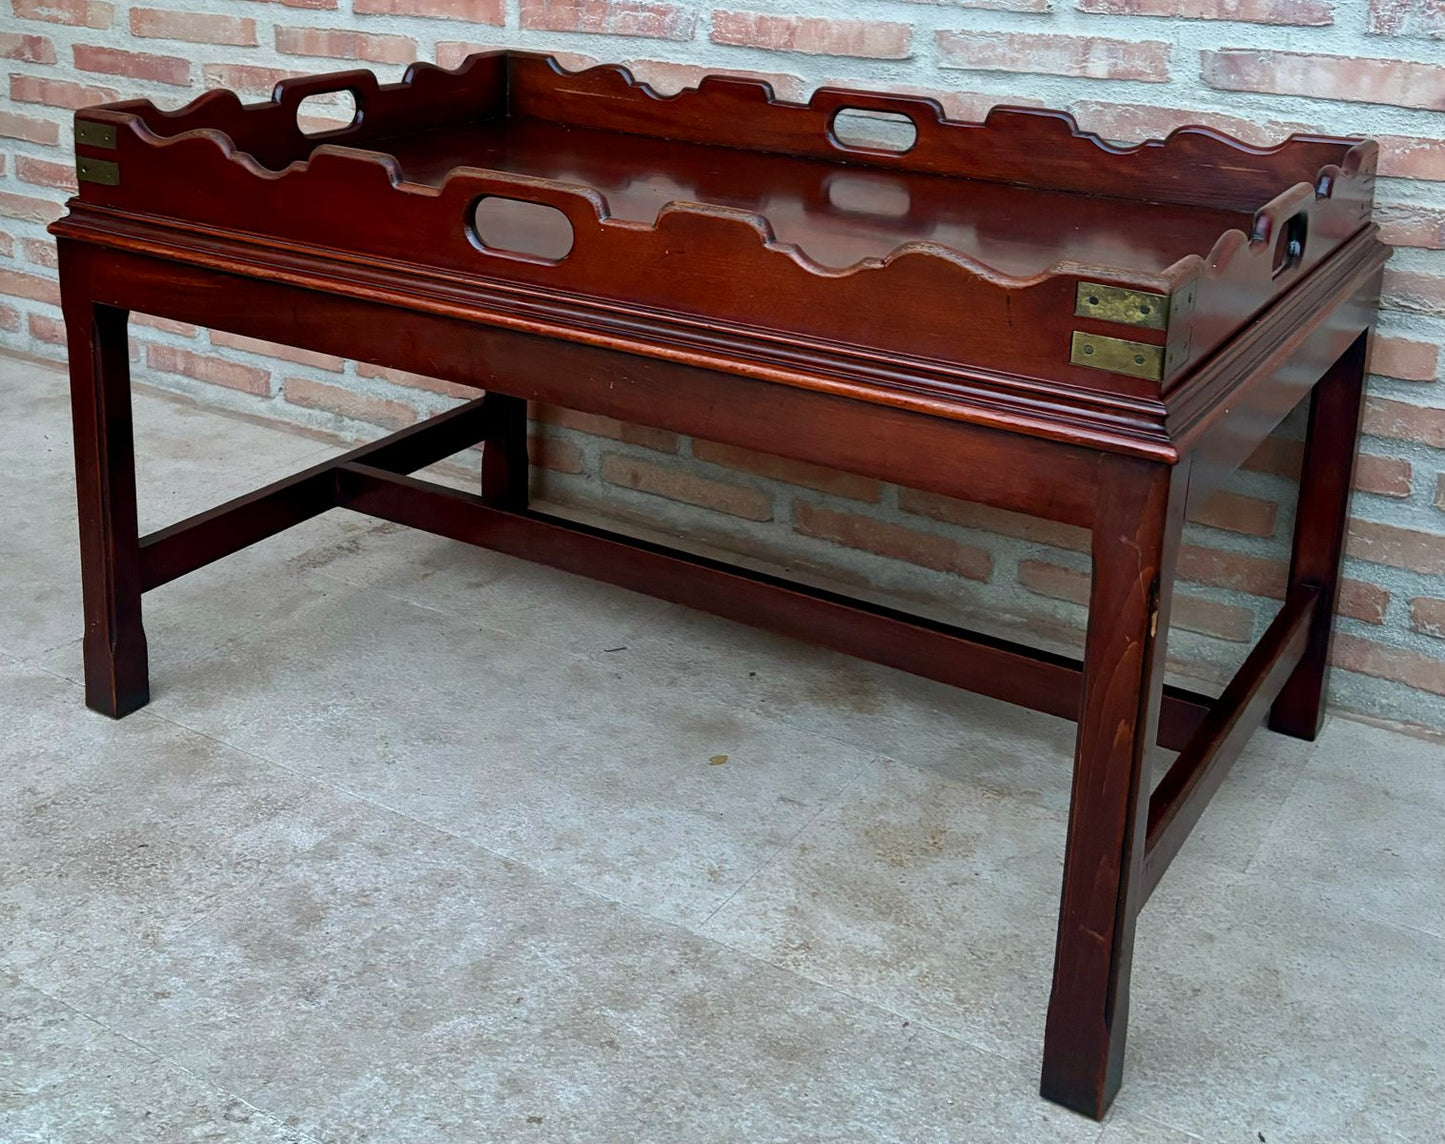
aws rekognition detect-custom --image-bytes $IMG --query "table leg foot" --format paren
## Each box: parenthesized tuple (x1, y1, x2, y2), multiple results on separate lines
(62, 282, 149, 718)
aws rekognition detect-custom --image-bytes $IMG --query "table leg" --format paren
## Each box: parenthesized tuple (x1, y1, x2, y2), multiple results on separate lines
(479, 391, 529, 510)
(1040, 455, 1188, 1119)
(63, 294, 149, 717)
(1268, 330, 1370, 740)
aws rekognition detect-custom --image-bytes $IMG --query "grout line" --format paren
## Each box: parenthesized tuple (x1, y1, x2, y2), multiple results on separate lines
(4, 970, 328, 1144)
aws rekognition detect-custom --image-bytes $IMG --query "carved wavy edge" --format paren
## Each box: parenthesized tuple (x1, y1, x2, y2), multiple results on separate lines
(78, 51, 1376, 295)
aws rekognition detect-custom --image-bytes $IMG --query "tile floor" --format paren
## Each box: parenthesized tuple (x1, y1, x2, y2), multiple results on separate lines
(1, 354, 1441, 1143)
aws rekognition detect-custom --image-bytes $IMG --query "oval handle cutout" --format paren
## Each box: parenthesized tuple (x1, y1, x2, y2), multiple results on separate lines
(826, 172, 911, 218)
(296, 89, 358, 136)
(470, 196, 574, 262)
(830, 108, 918, 154)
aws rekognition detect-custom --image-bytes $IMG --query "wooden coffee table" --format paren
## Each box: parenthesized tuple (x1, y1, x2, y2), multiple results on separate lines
(50, 52, 1387, 1118)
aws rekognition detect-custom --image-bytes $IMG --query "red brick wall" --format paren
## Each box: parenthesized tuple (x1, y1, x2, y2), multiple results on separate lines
(2, 1, 1443, 725)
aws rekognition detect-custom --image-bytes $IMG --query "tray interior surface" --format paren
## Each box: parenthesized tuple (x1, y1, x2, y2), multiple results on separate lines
(363, 117, 1254, 279)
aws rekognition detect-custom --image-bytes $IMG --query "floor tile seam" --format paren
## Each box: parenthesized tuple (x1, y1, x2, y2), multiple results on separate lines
(8, 968, 329, 1144)
(693, 754, 881, 931)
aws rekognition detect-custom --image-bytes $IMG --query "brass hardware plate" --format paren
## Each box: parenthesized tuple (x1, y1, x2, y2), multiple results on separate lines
(75, 120, 117, 149)
(1075, 282, 1168, 330)
(76, 157, 119, 186)
(1070, 331, 1165, 381)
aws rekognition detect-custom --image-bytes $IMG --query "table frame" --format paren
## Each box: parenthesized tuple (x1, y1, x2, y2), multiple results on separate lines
(55, 211, 1384, 1118)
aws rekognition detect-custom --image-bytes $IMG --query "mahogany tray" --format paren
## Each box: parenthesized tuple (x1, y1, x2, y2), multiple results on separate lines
(50, 51, 1388, 1121)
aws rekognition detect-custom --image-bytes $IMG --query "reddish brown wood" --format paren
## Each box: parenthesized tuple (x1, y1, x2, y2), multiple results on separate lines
(1145, 587, 1317, 899)
(1268, 331, 1372, 739)
(479, 391, 530, 509)
(49, 55, 1388, 1120)
(59, 248, 147, 717)
(140, 396, 494, 590)
(1040, 455, 1189, 1119)
(70, 52, 1375, 397)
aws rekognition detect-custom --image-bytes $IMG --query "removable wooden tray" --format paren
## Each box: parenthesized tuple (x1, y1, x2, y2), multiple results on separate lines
(68, 51, 1376, 408)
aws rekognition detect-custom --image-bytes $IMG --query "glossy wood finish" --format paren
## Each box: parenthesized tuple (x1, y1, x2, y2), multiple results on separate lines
(1269, 331, 1371, 739)
(1041, 456, 1189, 1117)
(51, 56, 1388, 1122)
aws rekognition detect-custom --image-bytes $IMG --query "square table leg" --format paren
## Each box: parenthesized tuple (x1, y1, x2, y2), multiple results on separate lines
(1268, 329, 1370, 741)
(1040, 454, 1190, 1119)
(480, 391, 530, 510)
(61, 285, 149, 718)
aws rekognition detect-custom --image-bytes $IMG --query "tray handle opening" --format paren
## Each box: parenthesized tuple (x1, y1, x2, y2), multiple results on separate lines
(273, 71, 380, 137)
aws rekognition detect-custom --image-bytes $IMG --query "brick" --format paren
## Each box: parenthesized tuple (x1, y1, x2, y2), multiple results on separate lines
(1331, 634, 1445, 697)
(436, 42, 596, 71)
(521, 0, 697, 40)
(0, 191, 63, 224)
(1077, 0, 1330, 23)
(1362, 396, 1445, 447)
(1439, 473, 1445, 512)
(1367, 0, 1445, 38)
(354, 362, 478, 400)
(22, 237, 58, 268)
(0, 304, 19, 332)
(794, 501, 991, 579)
(0, 231, 13, 258)
(16, 155, 77, 193)
(529, 433, 583, 474)
(237, 0, 337, 8)
(1, 34, 57, 64)
(275, 27, 417, 65)
(284, 376, 416, 430)
(1201, 50, 1445, 111)
(1069, 99, 1307, 146)
(1382, 269, 1445, 316)
(355, 0, 505, 20)
(202, 65, 305, 96)
(692, 439, 882, 502)
(1178, 544, 1286, 597)
(1377, 135, 1445, 181)
(210, 331, 345, 372)
(1354, 454, 1412, 498)
(132, 312, 197, 335)
(1340, 579, 1390, 625)
(898, 488, 1090, 550)
(1378, 204, 1445, 250)
(74, 44, 191, 86)
(1173, 594, 1254, 642)
(1410, 597, 1445, 639)
(10, 74, 118, 109)
(1347, 519, 1445, 575)
(1370, 335, 1438, 382)
(601, 453, 773, 521)
(12, 0, 113, 28)
(27, 312, 67, 345)
(1241, 434, 1304, 480)
(1020, 556, 1254, 640)
(1017, 558, 1088, 603)
(130, 9, 258, 46)
(625, 58, 807, 101)
(711, 12, 911, 59)
(1193, 490, 1278, 537)
(0, 109, 60, 145)
(535, 404, 678, 453)
(937, 31, 1170, 81)
(147, 344, 271, 395)
(842, 84, 1046, 124)
(914, 0, 1050, 10)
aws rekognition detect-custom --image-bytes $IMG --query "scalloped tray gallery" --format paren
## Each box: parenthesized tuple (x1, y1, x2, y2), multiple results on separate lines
(64, 51, 1377, 401)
